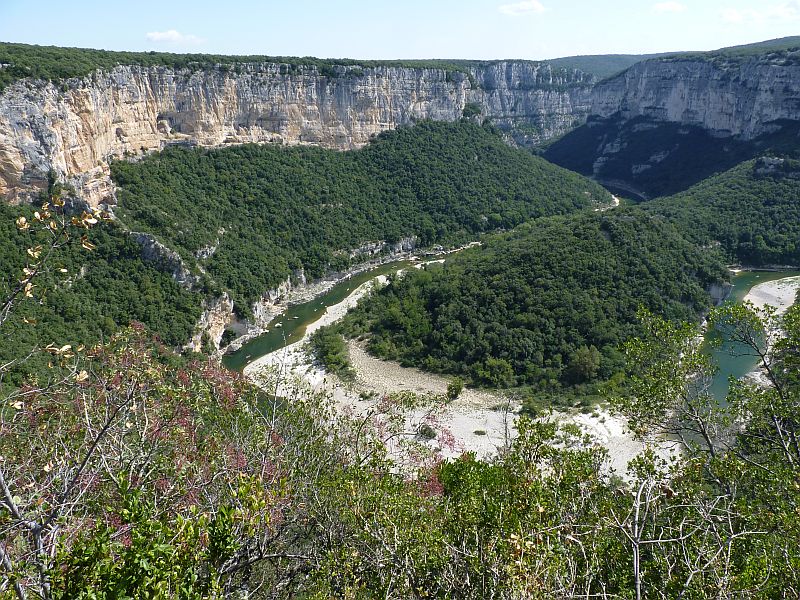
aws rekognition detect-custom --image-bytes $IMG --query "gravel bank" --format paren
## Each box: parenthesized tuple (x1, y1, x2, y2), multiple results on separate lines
(243, 264, 666, 473)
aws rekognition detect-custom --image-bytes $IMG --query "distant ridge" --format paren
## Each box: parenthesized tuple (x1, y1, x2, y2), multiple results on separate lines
(547, 36, 800, 81)
(545, 54, 664, 79)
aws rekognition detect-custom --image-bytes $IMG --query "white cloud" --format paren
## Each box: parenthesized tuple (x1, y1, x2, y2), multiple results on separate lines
(145, 29, 205, 46)
(721, 1, 800, 24)
(652, 2, 687, 14)
(498, 0, 546, 16)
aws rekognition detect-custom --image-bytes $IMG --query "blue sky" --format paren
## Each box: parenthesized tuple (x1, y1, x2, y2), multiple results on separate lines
(1, 0, 799, 60)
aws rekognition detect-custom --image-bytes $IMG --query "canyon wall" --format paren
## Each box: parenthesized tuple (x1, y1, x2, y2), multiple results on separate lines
(5, 51, 799, 206)
(591, 57, 800, 138)
(0, 62, 594, 205)
(543, 53, 800, 198)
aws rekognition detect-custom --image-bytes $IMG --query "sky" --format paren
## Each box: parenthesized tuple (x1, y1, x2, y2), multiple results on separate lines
(1, 0, 799, 60)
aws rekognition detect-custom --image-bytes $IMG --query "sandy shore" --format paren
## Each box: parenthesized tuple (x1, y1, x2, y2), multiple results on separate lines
(743, 275, 800, 315)
(741, 275, 800, 385)
(244, 265, 667, 474)
(243, 275, 388, 389)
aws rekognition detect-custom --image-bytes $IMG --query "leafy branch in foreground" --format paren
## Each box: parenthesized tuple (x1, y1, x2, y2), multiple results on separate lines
(2, 200, 800, 597)
(0, 195, 109, 331)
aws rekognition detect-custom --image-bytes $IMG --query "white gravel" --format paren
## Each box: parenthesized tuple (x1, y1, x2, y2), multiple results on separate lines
(743, 275, 800, 315)
(243, 267, 670, 474)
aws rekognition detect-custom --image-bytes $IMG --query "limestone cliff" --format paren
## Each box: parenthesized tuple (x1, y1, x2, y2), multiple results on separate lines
(591, 56, 800, 138)
(0, 62, 593, 205)
(545, 52, 800, 198)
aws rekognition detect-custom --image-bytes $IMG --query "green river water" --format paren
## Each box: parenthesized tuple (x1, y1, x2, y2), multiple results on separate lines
(222, 260, 414, 372)
(224, 263, 800, 401)
(707, 270, 800, 401)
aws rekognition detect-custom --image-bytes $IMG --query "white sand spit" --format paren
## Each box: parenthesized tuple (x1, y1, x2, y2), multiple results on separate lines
(743, 275, 800, 315)
(243, 265, 668, 473)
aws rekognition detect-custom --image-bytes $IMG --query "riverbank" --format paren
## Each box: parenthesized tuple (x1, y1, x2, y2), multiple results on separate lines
(226, 241, 481, 357)
(739, 275, 800, 387)
(243, 261, 671, 474)
(742, 275, 800, 315)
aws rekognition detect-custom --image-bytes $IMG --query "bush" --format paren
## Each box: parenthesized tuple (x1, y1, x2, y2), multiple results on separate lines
(446, 376, 465, 401)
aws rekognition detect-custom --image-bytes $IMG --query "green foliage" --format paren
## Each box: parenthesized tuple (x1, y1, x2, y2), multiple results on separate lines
(220, 327, 237, 347)
(647, 156, 800, 266)
(0, 42, 501, 91)
(336, 209, 727, 391)
(661, 35, 800, 68)
(3, 261, 800, 597)
(52, 485, 224, 599)
(462, 102, 482, 118)
(1, 327, 279, 595)
(446, 376, 464, 401)
(308, 328, 355, 382)
(112, 121, 609, 314)
(0, 41, 639, 94)
(0, 203, 202, 386)
(565, 344, 601, 383)
(546, 53, 663, 79)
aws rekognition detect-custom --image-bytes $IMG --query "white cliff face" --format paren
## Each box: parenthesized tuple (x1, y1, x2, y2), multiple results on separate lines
(471, 61, 594, 143)
(0, 62, 594, 205)
(591, 58, 800, 139)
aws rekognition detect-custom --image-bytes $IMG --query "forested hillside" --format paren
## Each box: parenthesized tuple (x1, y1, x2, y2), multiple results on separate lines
(113, 121, 610, 313)
(647, 156, 800, 266)
(0, 121, 608, 383)
(333, 209, 727, 393)
(5, 240, 800, 598)
(0, 203, 202, 387)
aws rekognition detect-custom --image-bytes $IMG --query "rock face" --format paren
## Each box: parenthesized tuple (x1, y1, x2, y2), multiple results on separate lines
(544, 54, 800, 198)
(187, 292, 235, 354)
(591, 57, 800, 139)
(131, 232, 200, 289)
(0, 62, 594, 205)
(4, 52, 800, 206)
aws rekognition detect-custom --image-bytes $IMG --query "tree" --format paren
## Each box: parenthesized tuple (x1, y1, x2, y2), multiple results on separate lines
(566, 344, 601, 383)
(446, 376, 464, 401)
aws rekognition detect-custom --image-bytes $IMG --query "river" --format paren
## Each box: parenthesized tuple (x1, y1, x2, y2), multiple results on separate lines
(225, 261, 800, 401)
(222, 259, 415, 372)
(707, 270, 800, 401)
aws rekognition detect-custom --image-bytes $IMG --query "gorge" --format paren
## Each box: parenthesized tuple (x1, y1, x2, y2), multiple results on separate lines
(3, 26, 800, 598)
(2, 37, 800, 208)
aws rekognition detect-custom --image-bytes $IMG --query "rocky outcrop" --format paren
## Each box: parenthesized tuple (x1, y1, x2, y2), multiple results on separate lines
(187, 292, 235, 354)
(708, 282, 733, 306)
(132, 232, 199, 289)
(591, 57, 800, 139)
(0, 62, 594, 206)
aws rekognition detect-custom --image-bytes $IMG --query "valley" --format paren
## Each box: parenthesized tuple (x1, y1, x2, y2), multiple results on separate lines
(2, 28, 800, 598)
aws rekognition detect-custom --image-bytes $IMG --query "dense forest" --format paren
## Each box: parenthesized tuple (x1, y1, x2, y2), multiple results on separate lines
(0, 42, 597, 92)
(545, 53, 659, 79)
(648, 156, 800, 266)
(0, 203, 202, 387)
(113, 121, 610, 314)
(332, 209, 727, 395)
(0, 121, 608, 383)
(0, 42, 488, 90)
(660, 34, 800, 67)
